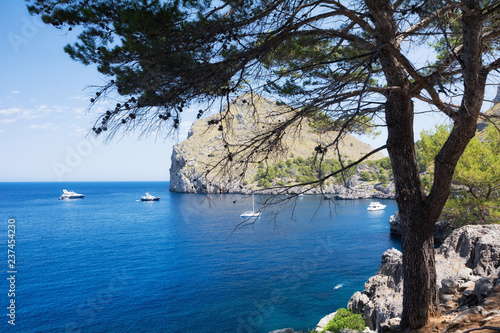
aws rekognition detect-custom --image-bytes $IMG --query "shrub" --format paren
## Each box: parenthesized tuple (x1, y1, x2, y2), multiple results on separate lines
(323, 308, 366, 333)
(378, 157, 392, 170)
(360, 171, 371, 181)
(258, 178, 271, 188)
(378, 172, 389, 184)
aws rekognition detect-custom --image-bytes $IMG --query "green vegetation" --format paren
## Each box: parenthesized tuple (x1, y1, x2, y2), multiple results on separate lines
(360, 171, 371, 181)
(379, 172, 389, 184)
(417, 125, 500, 226)
(253, 156, 357, 188)
(322, 308, 366, 333)
(253, 155, 392, 188)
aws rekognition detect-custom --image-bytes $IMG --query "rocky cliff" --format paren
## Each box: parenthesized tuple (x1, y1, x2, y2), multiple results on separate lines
(170, 94, 388, 194)
(348, 225, 500, 332)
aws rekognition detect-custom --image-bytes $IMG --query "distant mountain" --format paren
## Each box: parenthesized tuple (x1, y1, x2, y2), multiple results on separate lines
(169, 94, 386, 194)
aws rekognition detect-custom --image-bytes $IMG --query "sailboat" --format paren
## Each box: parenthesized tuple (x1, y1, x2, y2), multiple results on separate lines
(240, 193, 261, 218)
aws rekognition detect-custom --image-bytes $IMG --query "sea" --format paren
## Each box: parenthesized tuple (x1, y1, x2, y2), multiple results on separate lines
(0, 182, 400, 333)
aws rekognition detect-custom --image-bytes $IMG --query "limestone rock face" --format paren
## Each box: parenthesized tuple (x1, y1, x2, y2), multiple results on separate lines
(169, 93, 387, 194)
(347, 248, 403, 331)
(315, 312, 337, 332)
(331, 179, 395, 200)
(348, 225, 500, 332)
(268, 328, 302, 333)
(437, 225, 500, 276)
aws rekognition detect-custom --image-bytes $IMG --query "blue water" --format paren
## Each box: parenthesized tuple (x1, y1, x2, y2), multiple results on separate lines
(0, 182, 400, 333)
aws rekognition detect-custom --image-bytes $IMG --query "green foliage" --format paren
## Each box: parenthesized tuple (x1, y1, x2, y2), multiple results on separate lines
(417, 125, 500, 226)
(417, 125, 451, 174)
(323, 308, 366, 333)
(421, 174, 432, 191)
(253, 155, 355, 188)
(360, 171, 371, 181)
(308, 110, 336, 132)
(308, 111, 380, 137)
(379, 172, 389, 184)
(378, 157, 392, 170)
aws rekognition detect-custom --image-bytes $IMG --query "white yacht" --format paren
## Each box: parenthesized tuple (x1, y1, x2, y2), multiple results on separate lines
(241, 193, 261, 218)
(59, 189, 85, 200)
(141, 192, 160, 201)
(367, 202, 386, 211)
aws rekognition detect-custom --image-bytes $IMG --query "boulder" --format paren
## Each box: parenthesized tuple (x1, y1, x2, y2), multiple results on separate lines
(473, 268, 500, 304)
(441, 279, 459, 295)
(315, 312, 336, 332)
(269, 328, 301, 333)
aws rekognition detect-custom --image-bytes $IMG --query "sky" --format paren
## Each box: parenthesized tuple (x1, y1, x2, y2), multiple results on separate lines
(0, 1, 193, 182)
(0, 1, 497, 182)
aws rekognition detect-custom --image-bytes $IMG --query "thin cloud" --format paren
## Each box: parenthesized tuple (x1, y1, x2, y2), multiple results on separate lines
(0, 104, 71, 124)
(27, 123, 57, 130)
(70, 95, 89, 101)
(0, 108, 23, 116)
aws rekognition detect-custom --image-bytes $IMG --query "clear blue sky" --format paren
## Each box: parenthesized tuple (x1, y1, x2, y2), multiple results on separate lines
(0, 1, 496, 182)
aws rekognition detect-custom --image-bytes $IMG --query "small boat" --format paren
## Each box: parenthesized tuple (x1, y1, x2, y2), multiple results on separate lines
(141, 193, 160, 201)
(241, 193, 261, 218)
(59, 189, 85, 200)
(367, 202, 386, 211)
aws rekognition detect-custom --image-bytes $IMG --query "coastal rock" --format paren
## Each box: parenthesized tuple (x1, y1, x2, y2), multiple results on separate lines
(388, 212, 453, 244)
(436, 225, 500, 276)
(315, 311, 336, 332)
(331, 180, 395, 200)
(169, 93, 388, 194)
(347, 225, 500, 332)
(347, 248, 403, 331)
(269, 328, 302, 333)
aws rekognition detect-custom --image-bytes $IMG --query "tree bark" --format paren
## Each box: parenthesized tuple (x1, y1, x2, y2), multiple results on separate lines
(364, 0, 441, 329)
(366, 0, 487, 330)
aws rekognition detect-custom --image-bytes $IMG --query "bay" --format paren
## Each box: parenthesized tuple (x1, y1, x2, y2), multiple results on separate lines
(0, 182, 400, 332)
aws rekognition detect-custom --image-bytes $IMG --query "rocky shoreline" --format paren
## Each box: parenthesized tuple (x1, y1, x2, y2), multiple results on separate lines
(270, 224, 500, 333)
(169, 162, 397, 200)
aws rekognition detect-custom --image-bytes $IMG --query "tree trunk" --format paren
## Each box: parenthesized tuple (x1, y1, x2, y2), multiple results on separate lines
(399, 210, 439, 329)
(365, 0, 486, 330)
(364, 0, 441, 327)
(384, 87, 441, 329)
